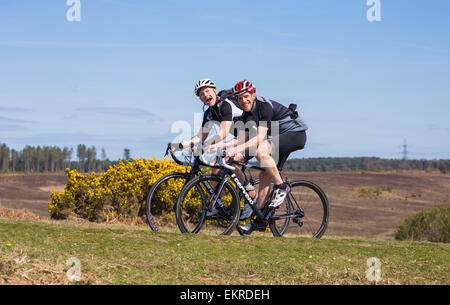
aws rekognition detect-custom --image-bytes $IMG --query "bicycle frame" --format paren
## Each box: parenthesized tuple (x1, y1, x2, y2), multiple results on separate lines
(169, 143, 301, 224)
(205, 165, 268, 223)
(167, 144, 245, 212)
(206, 162, 305, 227)
(174, 147, 329, 237)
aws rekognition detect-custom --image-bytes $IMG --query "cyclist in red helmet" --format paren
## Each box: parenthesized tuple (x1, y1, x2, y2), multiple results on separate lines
(227, 80, 308, 234)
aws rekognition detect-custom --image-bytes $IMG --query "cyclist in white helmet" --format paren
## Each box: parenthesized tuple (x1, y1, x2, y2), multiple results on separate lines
(173, 79, 239, 148)
(171, 78, 255, 219)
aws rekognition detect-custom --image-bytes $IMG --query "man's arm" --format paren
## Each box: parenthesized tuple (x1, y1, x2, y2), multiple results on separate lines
(234, 101, 272, 153)
(203, 120, 232, 147)
(235, 125, 268, 153)
(181, 125, 210, 148)
(203, 100, 237, 146)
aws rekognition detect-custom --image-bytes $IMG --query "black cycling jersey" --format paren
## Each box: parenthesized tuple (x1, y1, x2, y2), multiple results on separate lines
(241, 96, 308, 136)
(201, 90, 243, 129)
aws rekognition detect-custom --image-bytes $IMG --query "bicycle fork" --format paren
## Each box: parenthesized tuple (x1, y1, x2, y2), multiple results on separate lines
(201, 180, 227, 212)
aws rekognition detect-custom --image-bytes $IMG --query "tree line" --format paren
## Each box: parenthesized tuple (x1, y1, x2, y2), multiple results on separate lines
(284, 157, 450, 173)
(0, 143, 132, 173)
(1, 143, 449, 173)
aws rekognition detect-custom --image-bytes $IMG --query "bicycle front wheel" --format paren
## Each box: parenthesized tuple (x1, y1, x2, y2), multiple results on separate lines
(175, 174, 241, 236)
(269, 180, 329, 238)
(145, 172, 190, 231)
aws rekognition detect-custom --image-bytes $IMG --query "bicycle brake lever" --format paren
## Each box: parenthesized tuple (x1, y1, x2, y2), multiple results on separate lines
(165, 143, 171, 157)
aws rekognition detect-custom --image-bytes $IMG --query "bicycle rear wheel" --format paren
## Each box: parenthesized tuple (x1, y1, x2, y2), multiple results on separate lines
(269, 180, 329, 238)
(145, 172, 190, 231)
(268, 198, 291, 236)
(175, 174, 240, 235)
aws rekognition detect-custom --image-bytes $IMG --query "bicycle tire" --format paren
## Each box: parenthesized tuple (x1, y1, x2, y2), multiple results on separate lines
(145, 172, 190, 231)
(267, 197, 292, 237)
(175, 174, 241, 236)
(269, 180, 329, 238)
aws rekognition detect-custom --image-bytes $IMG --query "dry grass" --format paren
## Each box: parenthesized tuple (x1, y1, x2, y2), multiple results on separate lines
(0, 206, 41, 221)
(0, 249, 101, 285)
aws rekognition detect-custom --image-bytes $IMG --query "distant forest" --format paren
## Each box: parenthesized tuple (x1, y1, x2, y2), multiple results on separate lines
(0, 143, 122, 173)
(0, 143, 449, 173)
(284, 157, 450, 173)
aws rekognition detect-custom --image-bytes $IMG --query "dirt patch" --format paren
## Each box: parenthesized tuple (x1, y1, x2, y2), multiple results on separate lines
(282, 170, 450, 239)
(39, 185, 65, 192)
(0, 174, 67, 217)
(0, 171, 449, 239)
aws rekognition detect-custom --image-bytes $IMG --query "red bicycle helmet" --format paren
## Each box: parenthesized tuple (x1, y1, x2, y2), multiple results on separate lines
(232, 80, 256, 96)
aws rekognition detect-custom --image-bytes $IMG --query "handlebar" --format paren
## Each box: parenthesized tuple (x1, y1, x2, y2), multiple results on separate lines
(166, 143, 237, 171)
(165, 143, 185, 166)
(199, 152, 236, 172)
(166, 143, 266, 173)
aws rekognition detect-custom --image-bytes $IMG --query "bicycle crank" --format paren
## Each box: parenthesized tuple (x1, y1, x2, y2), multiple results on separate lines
(294, 207, 305, 218)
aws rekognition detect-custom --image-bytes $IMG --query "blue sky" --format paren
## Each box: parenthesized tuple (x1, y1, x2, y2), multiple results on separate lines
(0, 0, 449, 160)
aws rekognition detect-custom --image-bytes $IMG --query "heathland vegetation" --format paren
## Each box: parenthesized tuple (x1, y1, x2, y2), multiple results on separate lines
(48, 158, 186, 222)
(1, 146, 448, 284)
(395, 206, 449, 243)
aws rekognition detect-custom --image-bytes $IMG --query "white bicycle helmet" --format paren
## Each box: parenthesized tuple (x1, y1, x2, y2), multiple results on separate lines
(194, 78, 216, 96)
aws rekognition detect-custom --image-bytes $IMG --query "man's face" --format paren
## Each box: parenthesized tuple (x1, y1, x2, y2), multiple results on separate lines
(198, 87, 217, 107)
(237, 92, 256, 112)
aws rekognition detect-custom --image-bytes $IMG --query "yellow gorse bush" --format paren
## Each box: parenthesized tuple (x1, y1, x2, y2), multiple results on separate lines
(49, 157, 188, 221)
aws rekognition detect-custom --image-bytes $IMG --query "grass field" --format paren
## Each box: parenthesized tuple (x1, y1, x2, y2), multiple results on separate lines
(2, 170, 449, 239)
(0, 218, 448, 285)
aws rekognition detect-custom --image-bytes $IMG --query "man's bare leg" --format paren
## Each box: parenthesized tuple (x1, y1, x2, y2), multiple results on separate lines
(255, 141, 284, 208)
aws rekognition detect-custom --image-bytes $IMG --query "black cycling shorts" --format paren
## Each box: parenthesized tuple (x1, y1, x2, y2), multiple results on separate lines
(241, 131, 306, 170)
(270, 130, 306, 170)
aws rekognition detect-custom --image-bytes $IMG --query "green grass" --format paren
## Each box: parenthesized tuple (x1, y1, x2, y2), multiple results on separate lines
(0, 218, 448, 285)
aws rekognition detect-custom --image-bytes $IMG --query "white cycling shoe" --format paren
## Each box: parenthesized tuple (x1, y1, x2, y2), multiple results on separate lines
(269, 185, 290, 208)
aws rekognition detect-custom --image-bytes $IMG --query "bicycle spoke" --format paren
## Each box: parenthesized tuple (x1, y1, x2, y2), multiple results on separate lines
(176, 174, 240, 235)
(270, 180, 329, 238)
(146, 173, 188, 231)
(270, 198, 291, 235)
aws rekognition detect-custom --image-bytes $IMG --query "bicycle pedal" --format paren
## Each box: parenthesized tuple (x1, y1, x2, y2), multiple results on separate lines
(293, 218, 303, 227)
